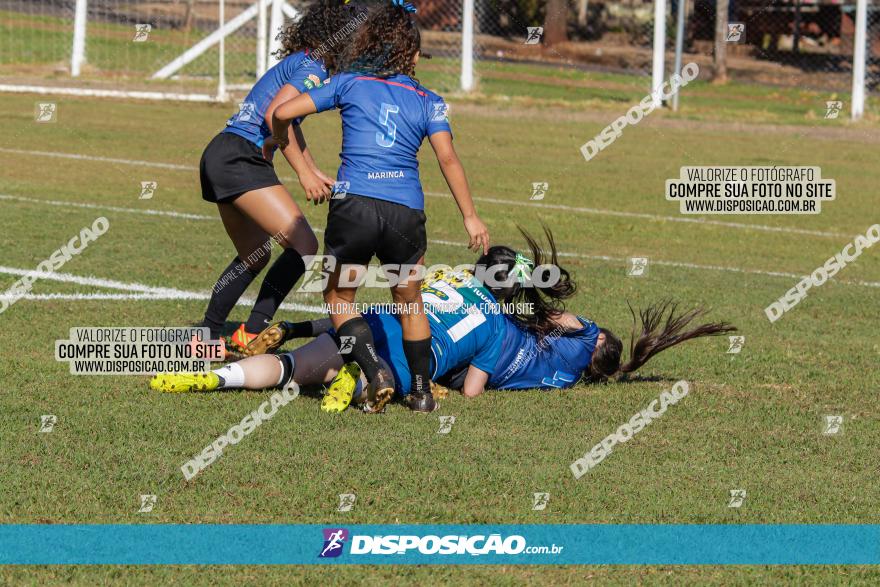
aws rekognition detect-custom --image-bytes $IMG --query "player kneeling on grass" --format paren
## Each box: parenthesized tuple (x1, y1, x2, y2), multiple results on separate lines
(265, 1, 490, 414)
(151, 228, 737, 408)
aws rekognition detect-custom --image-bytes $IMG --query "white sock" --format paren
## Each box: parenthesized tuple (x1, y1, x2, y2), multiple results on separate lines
(212, 363, 245, 389)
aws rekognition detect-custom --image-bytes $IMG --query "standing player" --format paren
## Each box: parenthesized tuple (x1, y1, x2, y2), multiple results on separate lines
(266, 2, 489, 413)
(197, 1, 358, 353)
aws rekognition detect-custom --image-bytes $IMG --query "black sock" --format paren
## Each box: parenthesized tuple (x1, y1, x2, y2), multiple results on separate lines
(403, 337, 432, 395)
(244, 249, 306, 333)
(287, 320, 321, 338)
(202, 257, 260, 339)
(336, 316, 382, 384)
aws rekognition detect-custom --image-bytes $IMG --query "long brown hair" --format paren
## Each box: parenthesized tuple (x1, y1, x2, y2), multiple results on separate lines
(588, 301, 736, 381)
(337, 2, 421, 77)
(274, 0, 363, 71)
(476, 225, 576, 338)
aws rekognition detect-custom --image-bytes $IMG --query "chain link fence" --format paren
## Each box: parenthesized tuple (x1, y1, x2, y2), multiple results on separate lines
(1, 0, 876, 100)
(418, 0, 877, 97)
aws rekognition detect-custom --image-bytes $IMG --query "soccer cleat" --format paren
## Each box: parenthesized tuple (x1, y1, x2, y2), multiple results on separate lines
(245, 321, 293, 356)
(406, 391, 438, 413)
(362, 368, 395, 414)
(321, 362, 361, 413)
(228, 323, 259, 353)
(150, 372, 220, 393)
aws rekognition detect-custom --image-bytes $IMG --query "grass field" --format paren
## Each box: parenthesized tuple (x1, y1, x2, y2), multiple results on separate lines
(0, 75, 879, 585)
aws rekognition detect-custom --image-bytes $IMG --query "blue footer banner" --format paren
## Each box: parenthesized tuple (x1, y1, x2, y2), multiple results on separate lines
(1, 524, 879, 565)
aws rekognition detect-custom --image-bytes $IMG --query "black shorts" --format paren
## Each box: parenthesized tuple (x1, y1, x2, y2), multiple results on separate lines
(199, 132, 281, 203)
(323, 194, 427, 266)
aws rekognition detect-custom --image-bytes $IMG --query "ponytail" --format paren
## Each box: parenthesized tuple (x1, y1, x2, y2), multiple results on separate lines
(476, 225, 576, 338)
(588, 300, 736, 382)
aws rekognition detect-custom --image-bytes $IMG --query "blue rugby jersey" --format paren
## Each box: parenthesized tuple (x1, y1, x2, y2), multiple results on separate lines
(223, 51, 328, 148)
(305, 72, 452, 210)
(489, 317, 600, 390)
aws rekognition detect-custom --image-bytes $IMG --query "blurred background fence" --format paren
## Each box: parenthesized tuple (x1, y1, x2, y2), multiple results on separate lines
(0, 0, 876, 105)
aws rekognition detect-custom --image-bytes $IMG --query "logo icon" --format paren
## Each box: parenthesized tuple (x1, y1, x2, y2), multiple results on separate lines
(728, 489, 746, 508)
(237, 101, 256, 123)
(319, 528, 349, 557)
(431, 102, 449, 122)
(297, 255, 337, 293)
(437, 415, 456, 434)
(525, 27, 543, 45)
(39, 414, 57, 433)
(530, 182, 549, 201)
(138, 494, 157, 513)
(35, 102, 57, 123)
(338, 336, 356, 355)
(139, 181, 158, 200)
(303, 74, 324, 90)
(133, 24, 152, 42)
(727, 335, 745, 354)
(532, 492, 550, 511)
(824, 101, 843, 119)
(627, 257, 649, 277)
(823, 414, 843, 435)
(726, 23, 745, 42)
(332, 181, 350, 200)
(337, 493, 356, 512)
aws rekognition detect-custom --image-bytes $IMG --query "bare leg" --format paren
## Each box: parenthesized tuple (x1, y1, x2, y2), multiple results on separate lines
(227, 334, 344, 389)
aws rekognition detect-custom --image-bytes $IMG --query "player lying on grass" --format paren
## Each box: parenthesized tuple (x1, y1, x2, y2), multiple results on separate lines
(196, 0, 362, 353)
(151, 228, 736, 411)
(265, 0, 490, 414)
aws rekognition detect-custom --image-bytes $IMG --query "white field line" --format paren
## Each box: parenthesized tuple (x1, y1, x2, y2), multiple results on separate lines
(0, 194, 213, 221)
(427, 237, 880, 289)
(3, 194, 879, 289)
(0, 147, 848, 238)
(0, 266, 325, 313)
(423, 193, 848, 239)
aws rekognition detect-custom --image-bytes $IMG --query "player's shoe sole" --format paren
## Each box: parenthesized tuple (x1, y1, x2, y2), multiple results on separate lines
(362, 368, 395, 414)
(245, 321, 292, 356)
(406, 391, 438, 413)
(150, 372, 220, 393)
(321, 362, 361, 413)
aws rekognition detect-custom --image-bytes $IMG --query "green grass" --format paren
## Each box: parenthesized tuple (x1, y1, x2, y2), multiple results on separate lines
(0, 72, 879, 584)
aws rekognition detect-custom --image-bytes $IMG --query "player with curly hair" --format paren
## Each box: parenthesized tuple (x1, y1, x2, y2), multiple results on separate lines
(196, 0, 364, 354)
(264, 1, 490, 414)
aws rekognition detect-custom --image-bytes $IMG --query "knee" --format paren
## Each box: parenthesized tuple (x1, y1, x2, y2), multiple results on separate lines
(276, 224, 318, 257)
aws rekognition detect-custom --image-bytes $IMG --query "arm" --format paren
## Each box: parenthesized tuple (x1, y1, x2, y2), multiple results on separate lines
(461, 365, 490, 398)
(428, 131, 489, 254)
(264, 89, 332, 203)
(549, 311, 584, 332)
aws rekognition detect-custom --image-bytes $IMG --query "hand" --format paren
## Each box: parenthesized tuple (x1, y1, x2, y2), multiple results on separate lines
(300, 171, 332, 205)
(463, 215, 489, 254)
(261, 136, 289, 161)
(313, 167, 336, 187)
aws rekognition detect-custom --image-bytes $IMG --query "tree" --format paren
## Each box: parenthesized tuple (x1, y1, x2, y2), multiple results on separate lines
(544, 0, 569, 46)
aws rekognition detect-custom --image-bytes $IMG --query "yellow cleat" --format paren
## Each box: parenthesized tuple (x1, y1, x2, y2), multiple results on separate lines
(245, 321, 292, 356)
(321, 362, 361, 413)
(150, 372, 220, 393)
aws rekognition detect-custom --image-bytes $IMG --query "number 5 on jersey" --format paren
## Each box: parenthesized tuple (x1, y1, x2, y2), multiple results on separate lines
(376, 102, 400, 148)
